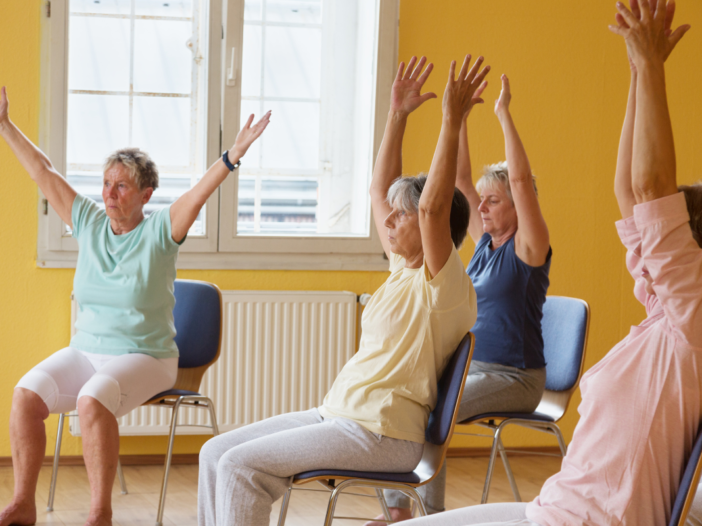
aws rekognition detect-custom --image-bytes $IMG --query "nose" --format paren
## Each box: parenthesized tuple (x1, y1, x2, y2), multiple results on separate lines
(383, 211, 395, 229)
(478, 200, 487, 213)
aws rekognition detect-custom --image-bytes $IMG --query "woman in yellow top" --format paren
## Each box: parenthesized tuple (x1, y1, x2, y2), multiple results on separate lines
(197, 55, 484, 526)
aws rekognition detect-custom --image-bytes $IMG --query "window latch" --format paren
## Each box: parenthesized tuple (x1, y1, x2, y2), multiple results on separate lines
(226, 47, 237, 87)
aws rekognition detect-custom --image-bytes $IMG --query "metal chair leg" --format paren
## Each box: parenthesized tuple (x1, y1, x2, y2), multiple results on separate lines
(155, 397, 182, 526)
(402, 487, 428, 517)
(323, 483, 345, 526)
(277, 487, 293, 526)
(550, 424, 568, 456)
(496, 435, 521, 502)
(205, 397, 219, 435)
(47, 413, 65, 512)
(481, 427, 502, 504)
(117, 459, 128, 494)
(375, 488, 392, 521)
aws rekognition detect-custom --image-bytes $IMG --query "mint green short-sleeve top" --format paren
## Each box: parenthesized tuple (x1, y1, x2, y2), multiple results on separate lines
(70, 194, 184, 359)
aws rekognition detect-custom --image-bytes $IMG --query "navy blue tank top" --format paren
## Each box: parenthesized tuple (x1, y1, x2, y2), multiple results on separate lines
(466, 233, 551, 369)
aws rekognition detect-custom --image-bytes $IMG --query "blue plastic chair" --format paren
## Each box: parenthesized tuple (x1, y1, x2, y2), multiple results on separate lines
(47, 279, 223, 526)
(456, 296, 590, 504)
(276, 332, 475, 526)
(670, 424, 702, 526)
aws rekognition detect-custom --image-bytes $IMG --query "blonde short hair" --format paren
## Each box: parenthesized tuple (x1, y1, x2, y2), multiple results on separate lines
(475, 161, 538, 203)
(103, 148, 159, 190)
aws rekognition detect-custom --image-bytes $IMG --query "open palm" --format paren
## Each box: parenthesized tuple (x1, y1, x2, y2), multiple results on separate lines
(233, 111, 271, 157)
(390, 56, 437, 116)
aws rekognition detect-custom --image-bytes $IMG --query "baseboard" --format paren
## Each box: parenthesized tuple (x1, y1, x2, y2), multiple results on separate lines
(0, 454, 201, 468)
(446, 446, 562, 458)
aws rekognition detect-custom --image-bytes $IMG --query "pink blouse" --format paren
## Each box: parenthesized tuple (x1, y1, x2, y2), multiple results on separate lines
(526, 192, 702, 526)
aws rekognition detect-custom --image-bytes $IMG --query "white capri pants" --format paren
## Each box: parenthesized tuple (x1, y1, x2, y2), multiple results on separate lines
(15, 347, 178, 418)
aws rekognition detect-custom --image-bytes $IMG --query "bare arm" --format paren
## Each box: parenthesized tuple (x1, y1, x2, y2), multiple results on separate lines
(610, 0, 690, 203)
(615, 67, 638, 219)
(370, 56, 437, 258)
(494, 76, 549, 267)
(456, 83, 488, 245)
(420, 56, 490, 278)
(170, 111, 270, 242)
(0, 87, 76, 227)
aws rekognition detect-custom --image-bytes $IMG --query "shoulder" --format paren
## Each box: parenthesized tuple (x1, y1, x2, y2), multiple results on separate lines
(72, 194, 106, 238)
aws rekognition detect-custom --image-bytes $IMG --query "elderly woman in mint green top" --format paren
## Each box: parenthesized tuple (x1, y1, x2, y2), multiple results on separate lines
(0, 84, 270, 526)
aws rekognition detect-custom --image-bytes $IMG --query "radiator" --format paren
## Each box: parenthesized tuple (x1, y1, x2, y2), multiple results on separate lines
(69, 290, 358, 436)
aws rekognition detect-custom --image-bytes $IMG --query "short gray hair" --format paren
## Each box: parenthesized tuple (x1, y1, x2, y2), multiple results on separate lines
(386, 174, 470, 249)
(476, 161, 538, 203)
(103, 148, 159, 190)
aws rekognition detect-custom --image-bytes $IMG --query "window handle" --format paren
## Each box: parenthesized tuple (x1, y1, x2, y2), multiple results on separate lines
(226, 47, 237, 87)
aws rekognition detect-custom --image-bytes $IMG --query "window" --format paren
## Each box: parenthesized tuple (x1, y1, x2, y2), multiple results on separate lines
(38, 0, 397, 270)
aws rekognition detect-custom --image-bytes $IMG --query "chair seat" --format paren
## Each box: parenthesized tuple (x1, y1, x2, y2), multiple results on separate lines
(147, 389, 202, 402)
(461, 411, 555, 425)
(294, 469, 421, 485)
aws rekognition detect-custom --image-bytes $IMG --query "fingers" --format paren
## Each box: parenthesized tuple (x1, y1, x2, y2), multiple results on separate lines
(465, 56, 484, 82)
(244, 113, 255, 129)
(448, 60, 457, 82)
(417, 61, 434, 85)
(1, 86, 6, 103)
(668, 23, 691, 50)
(418, 92, 438, 105)
(635, 0, 651, 21)
(473, 80, 488, 100)
(457, 54, 472, 81)
(396, 62, 405, 82)
(664, 0, 675, 32)
(653, 0, 667, 24)
(615, 13, 630, 29)
(404, 56, 418, 80)
(616, 2, 640, 28)
(608, 23, 628, 36)
(472, 63, 491, 88)
(631, 0, 641, 19)
(410, 56, 427, 80)
(501, 74, 511, 92)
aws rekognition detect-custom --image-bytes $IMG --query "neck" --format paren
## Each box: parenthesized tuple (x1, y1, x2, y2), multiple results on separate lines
(109, 212, 144, 235)
(490, 225, 517, 250)
(403, 249, 424, 269)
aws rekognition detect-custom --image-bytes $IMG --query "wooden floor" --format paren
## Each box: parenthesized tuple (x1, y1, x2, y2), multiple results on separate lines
(0, 456, 562, 525)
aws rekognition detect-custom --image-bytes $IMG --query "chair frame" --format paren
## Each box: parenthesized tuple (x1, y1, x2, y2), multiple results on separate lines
(672, 428, 702, 526)
(47, 280, 223, 526)
(455, 296, 590, 504)
(276, 332, 476, 526)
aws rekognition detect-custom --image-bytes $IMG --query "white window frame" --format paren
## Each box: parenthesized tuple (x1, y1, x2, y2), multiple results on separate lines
(37, 0, 398, 271)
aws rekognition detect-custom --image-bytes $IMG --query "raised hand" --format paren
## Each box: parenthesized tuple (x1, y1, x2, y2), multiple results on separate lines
(231, 111, 271, 158)
(494, 74, 512, 117)
(609, 0, 690, 67)
(0, 87, 9, 126)
(442, 55, 491, 123)
(390, 56, 437, 116)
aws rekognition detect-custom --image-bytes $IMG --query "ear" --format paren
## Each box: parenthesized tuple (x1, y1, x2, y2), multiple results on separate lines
(142, 187, 154, 204)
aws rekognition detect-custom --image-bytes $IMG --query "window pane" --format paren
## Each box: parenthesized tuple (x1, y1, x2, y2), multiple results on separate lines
(266, 0, 321, 24)
(68, 17, 130, 92)
(70, 0, 130, 15)
(134, 0, 194, 17)
(244, 0, 262, 21)
(134, 20, 193, 94)
(261, 101, 319, 171)
(132, 96, 192, 169)
(237, 175, 256, 233)
(67, 94, 130, 166)
(263, 26, 321, 99)
(241, 24, 262, 98)
(260, 177, 317, 233)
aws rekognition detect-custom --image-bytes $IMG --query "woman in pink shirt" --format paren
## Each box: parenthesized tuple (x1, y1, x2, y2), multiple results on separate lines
(400, 1, 702, 525)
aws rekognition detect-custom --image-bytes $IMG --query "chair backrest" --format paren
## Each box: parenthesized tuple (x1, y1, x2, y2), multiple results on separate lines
(534, 296, 590, 422)
(172, 280, 223, 392)
(670, 424, 702, 526)
(414, 332, 475, 484)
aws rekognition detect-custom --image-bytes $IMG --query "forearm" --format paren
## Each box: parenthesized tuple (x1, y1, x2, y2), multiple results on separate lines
(420, 116, 460, 214)
(632, 61, 678, 202)
(615, 73, 637, 217)
(370, 112, 407, 198)
(498, 110, 532, 187)
(456, 119, 477, 199)
(0, 119, 57, 180)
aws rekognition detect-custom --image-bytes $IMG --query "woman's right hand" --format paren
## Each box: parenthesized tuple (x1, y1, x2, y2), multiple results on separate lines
(0, 87, 9, 126)
(389, 56, 437, 117)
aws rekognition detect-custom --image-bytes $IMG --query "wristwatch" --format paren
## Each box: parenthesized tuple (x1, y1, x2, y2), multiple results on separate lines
(222, 150, 241, 171)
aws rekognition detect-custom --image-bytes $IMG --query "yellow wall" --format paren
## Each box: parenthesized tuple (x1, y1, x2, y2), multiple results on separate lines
(1, 1, 701, 458)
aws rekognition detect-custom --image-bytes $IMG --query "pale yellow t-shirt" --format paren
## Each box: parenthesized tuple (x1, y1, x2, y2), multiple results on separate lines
(319, 246, 477, 443)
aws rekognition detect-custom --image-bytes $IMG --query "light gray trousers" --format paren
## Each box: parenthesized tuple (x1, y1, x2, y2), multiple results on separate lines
(385, 361, 546, 514)
(198, 407, 423, 526)
(401, 502, 539, 526)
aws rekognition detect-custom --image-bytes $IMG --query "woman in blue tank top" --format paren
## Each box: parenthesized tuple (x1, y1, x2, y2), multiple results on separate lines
(377, 74, 551, 523)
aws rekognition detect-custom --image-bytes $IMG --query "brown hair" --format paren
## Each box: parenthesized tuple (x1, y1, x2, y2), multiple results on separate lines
(103, 148, 159, 191)
(680, 183, 702, 248)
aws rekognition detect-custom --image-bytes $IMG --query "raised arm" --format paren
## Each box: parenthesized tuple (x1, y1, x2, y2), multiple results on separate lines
(0, 87, 76, 227)
(170, 111, 270, 242)
(615, 62, 638, 219)
(456, 81, 488, 245)
(421, 56, 490, 278)
(494, 76, 549, 267)
(370, 56, 436, 258)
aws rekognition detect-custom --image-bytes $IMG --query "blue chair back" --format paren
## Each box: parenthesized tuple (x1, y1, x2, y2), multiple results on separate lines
(670, 424, 702, 526)
(173, 280, 222, 369)
(425, 332, 475, 446)
(542, 296, 589, 392)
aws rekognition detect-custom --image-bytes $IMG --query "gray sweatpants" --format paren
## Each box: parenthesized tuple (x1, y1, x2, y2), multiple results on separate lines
(198, 407, 424, 526)
(401, 502, 539, 526)
(385, 361, 546, 514)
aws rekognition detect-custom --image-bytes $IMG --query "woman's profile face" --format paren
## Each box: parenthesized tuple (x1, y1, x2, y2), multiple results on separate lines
(383, 201, 422, 260)
(102, 163, 152, 223)
(477, 183, 517, 237)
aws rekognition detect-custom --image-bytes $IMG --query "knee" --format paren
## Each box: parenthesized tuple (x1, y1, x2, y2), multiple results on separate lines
(77, 395, 113, 424)
(13, 387, 49, 421)
(200, 435, 234, 470)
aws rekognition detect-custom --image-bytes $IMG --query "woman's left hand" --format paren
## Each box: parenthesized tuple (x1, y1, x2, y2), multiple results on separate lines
(230, 111, 272, 159)
(494, 74, 512, 117)
(442, 55, 491, 123)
